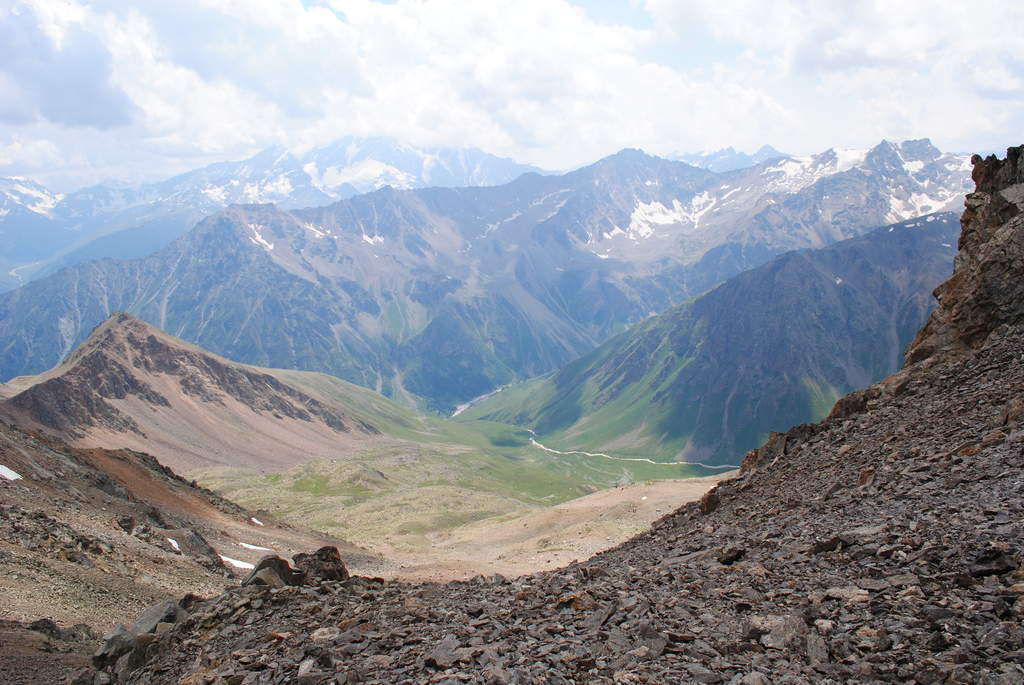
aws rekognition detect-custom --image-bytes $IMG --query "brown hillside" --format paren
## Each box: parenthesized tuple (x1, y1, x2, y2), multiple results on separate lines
(0, 312, 381, 473)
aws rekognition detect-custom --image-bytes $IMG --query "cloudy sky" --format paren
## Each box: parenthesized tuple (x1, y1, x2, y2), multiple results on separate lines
(2, 0, 1022, 190)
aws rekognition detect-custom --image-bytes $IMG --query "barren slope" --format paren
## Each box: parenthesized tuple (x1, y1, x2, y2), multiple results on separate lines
(0, 312, 381, 473)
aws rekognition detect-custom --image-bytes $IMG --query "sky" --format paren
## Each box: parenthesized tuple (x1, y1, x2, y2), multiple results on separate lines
(1, 0, 1022, 191)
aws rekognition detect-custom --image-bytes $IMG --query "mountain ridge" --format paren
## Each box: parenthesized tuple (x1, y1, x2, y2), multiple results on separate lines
(0, 137, 544, 291)
(0, 312, 381, 473)
(0, 140, 972, 412)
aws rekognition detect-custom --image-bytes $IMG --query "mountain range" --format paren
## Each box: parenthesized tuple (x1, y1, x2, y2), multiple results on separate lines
(0, 137, 542, 291)
(76, 146, 1024, 685)
(461, 211, 960, 465)
(671, 144, 786, 172)
(0, 139, 972, 413)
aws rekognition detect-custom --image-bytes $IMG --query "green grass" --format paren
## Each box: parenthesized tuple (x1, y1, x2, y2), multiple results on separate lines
(188, 361, 720, 545)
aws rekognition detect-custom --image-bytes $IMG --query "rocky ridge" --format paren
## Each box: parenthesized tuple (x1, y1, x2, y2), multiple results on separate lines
(907, 146, 1024, 364)
(82, 148, 1024, 683)
(0, 313, 381, 473)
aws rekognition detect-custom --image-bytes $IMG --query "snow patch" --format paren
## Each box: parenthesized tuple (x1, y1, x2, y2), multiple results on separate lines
(246, 223, 274, 251)
(762, 148, 865, 193)
(8, 183, 63, 214)
(303, 222, 327, 238)
(362, 233, 384, 246)
(602, 226, 626, 240)
(833, 148, 867, 172)
(0, 464, 23, 480)
(887, 193, 941, 223)
(834, 277, 844, 285)
(627, 198, 691, 239)
(166, 537, 180, 553)
(720, 187, 741, 202)
(202, 185, 227, 203)
(219, 555, 255, 570)
(482, 210, 522, 235)
(251, 517, 264, 526)
(315, 160, 416, 191)
(239, 542, 272, 551)
(903, 160, 924, 173)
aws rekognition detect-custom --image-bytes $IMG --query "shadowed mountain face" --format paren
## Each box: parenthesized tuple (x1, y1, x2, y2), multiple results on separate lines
(463, 212, 961, 465)
(0, 140, 970, 411)
(0, 313, 380, 473)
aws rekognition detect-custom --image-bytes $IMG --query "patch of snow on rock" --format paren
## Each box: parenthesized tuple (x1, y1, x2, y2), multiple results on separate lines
(202, 185, 228, 204)
(303, 222, 327, 238)
(12, 183, 63, 214)
(628, 199, 689, 239)
(251, 517, 264, 526)
(166, 537, 180, 553)
(246, 223, 274, 251)
(0, 464, 23, 480)
(319, 160, 416, 191)
(219, 554, 255, 570)
(833, 148, 867, 172)
(239, 542, 273, 551)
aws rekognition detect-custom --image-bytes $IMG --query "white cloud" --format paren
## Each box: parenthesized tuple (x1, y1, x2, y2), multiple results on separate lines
(2, 0, 1023, 190)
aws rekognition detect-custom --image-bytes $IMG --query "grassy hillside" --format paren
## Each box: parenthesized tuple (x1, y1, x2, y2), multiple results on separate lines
(460, 213, 961, 466)
(191, 365, 713, 546)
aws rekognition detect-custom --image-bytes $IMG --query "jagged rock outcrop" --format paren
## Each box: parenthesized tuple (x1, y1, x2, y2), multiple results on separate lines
(89, 147, 1024, 683)
(906, 146, 1024, 364)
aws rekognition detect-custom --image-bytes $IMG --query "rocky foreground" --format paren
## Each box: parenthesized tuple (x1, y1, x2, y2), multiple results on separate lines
(80, 147, 1024, 684)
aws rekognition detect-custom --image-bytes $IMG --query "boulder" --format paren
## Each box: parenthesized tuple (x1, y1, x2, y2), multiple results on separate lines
(293, 546, 349, 583)
(242, 555, 306, 586)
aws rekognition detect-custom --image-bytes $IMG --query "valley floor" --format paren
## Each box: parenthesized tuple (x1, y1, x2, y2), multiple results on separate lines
(362, 475, 727, 582)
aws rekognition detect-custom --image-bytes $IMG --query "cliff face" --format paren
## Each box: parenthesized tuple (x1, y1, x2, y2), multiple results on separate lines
(906, 146, 1024, 365)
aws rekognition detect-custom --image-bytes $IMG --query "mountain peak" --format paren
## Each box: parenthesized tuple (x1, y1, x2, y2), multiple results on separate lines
(1, 312, 379, 471)
(906, 145, 1024, 365)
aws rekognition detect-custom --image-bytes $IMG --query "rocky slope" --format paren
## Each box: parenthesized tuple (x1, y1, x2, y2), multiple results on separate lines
(463, 212, 960, 466)
(0, 313, 380, 473)
(0, 420, 371, 684)
(89, 147, 1024, 684)
(0, 140, 971, 412)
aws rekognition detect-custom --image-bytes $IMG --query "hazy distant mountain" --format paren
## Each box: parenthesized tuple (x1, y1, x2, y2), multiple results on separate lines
(671, 144, 786, 172)
(460, 212, 961, 466)
(0, 139, 971, 412)
(0, 138, 543, 290)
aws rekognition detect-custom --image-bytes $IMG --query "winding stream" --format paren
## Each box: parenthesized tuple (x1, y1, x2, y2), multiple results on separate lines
(527, 432, 740, 470)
